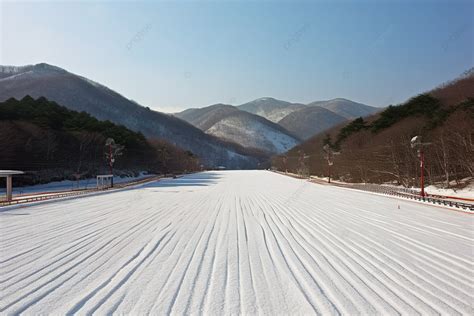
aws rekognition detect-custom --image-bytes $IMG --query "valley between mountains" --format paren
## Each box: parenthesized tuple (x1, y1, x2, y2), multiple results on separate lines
(0, 64, 379, 166)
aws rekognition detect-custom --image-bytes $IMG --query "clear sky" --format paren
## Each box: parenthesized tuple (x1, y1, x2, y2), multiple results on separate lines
(1, 0, 472, 112)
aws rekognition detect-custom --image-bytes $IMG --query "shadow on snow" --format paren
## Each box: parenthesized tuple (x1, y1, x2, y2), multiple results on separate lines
(140, 172, 222, 189)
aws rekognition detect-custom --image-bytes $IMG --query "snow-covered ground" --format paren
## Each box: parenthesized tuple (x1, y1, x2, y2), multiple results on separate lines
(0, 171, 472, 314)
(425, 183, 474, 199)
(309, 175, 474, 200)
(0, 172, 153, 196)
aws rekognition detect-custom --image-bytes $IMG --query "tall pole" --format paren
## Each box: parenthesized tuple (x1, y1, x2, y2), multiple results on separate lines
(6, 175, 12, 202)
(420, 149, 425, 197)
(323, 144, 334, 183)
(109, 143, 114, 188)
(328, 163, 331, 183)
(411, 136, 430, 198)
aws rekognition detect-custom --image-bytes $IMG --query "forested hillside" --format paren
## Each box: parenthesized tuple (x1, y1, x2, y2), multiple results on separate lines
(273, 70, 474, 188)
(0, 96, 200, 185)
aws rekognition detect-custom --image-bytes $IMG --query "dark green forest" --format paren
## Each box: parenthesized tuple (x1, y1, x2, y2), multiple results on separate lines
(0, 96, 200, 185)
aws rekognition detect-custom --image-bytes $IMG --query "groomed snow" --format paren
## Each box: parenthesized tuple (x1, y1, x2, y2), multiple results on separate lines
(0, 171, 473, 314)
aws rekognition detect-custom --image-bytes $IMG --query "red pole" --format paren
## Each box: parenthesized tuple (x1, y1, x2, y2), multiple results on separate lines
(420, 149, 424, 197)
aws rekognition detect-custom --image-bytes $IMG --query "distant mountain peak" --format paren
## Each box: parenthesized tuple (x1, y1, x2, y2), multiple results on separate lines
(33, 63, 67, 73)
(208, 103, 234, 108)
(255, 97, 277, 102)
(176, 103, 300, 154)
(237, 97, 305, 123)
(307, 98, 378, 119)
(331, 97, 350, 102)
(0, 63, 67, 75)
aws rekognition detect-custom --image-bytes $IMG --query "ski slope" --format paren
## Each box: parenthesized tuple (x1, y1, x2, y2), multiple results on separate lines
(1, 171, 473, 315)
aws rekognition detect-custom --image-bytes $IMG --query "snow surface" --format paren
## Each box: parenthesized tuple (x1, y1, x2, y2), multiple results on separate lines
(0, 171, 473, 314)
(0, 172, 152, 196)
(310, 175, 474, 200)
(425, 183, 474, 199)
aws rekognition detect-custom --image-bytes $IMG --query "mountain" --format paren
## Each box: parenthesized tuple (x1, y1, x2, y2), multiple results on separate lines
(307, 98, 379, 119)
(237, 97, 306, 122)
(236, 97, 377, 140)
(431, 67, 474, 106)
(278, 106, 347, 140)
(176, 104, 239, 131)
(176, 104, 300, 154)
(178, 97, 378, 146)
(273, 69, 474, 186)
(0, 63, 262, 168)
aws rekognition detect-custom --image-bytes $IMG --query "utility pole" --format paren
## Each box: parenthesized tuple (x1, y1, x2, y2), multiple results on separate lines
(323, 144, 338, 183)
(105, 138, 124, 188)
(411, 136, 431, 197)
(328, 161, 332, 183)
(420, 148, 425, 197)
(108, 141, 114, 187)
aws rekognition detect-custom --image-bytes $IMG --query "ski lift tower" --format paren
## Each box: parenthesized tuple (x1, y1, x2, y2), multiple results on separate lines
(0, 170, 24, 202)
(410, 136, 432, 197)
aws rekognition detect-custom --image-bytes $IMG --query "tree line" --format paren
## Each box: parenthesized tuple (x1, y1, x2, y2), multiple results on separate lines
(273, 93, 474, 189)
(0, 96, 200, 186)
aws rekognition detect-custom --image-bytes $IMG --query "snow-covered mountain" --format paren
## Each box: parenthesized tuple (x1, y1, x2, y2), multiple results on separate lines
(307, 98, 379, 119)
(178, 97, 379, 147)
(278, 106, 347, 140)
(236, 97, 377, 140)
(237, 97, 306, 122)
(0, 63, 262, 168)
(176, 104, 239, 131)
(176, 104, 300, 154)
(274, 98, 378, 140)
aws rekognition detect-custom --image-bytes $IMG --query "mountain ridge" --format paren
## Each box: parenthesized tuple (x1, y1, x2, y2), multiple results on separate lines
(177, 96, 380, 147)
(307, 98, 380, 119)
(0, 63, 263, 168)
(237, 97, 307, 122)
(278, 106, 347, 140)
(176, 104, 300, 154)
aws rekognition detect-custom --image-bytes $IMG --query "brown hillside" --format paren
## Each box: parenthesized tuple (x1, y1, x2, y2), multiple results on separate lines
(273, 70, 474, 187)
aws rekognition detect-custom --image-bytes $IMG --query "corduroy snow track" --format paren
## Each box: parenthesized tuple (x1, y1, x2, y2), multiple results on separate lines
(0, 171, 473, 315)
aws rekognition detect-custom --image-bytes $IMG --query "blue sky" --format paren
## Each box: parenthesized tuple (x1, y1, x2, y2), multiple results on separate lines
(1, 0, 472, 112)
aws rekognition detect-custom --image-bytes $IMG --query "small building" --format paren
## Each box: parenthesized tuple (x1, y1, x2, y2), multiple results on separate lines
(97, 174, 114, 189)
(0, 170, 24, 202)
